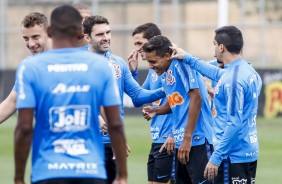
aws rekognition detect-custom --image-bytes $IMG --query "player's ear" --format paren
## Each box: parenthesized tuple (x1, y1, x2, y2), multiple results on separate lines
(47, 26, 52, 38)
(165, 52, 171, 61)
(77, 27, 84, 40)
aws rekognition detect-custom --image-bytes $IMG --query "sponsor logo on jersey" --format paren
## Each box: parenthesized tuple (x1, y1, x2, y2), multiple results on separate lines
(173, 127, 185, 143)
(151, 126, 160, 140)
(47, 64, 88, 72)
(166, 70, 175, 85)
(245, 150, 258, 157)
(49, 105, 90, 132)
(249, 130, 258, 143)
(48, 162, 98, 174)
(152, 99, 161, 106)
(112, 64, 121, 79)
(167, 92, 184, 108)
(53, 139, 89, 155)
(231, 177, 247, 184)
(51, 83, 90, 94)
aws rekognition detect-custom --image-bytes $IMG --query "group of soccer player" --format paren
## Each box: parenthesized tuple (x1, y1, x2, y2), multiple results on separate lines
(0, 2, 262, 184)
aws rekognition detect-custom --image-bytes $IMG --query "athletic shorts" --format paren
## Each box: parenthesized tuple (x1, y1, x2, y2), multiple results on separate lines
(175, 140, 214, 184)
(33, 178, 106, 184)
(147, 143, 175, 183)
(214, 158, 257, 184)
(104, 143, 116, 184)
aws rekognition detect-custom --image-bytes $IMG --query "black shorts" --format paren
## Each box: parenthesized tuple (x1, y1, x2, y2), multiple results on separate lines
(175, 140, 213, 184)
(214, 158, 257, 184)
(147, 143, 175, 183)
(104, 143, 116, 184)
(33, 178, 106, 184)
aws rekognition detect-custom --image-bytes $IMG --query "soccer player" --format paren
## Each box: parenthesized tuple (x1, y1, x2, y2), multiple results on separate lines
(142, 35, 214, 184)
(83, 16, 165, 184)
(129, 23, 175, 184)
(0, 12, 50, 124)
(72, 2, 92, 49)
(171, 25, 262, 183)
(14, 5, 127, 184)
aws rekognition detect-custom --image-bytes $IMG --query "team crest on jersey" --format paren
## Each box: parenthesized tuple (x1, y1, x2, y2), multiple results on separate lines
(166, 70, 175, 85)
(152, 73, 158, 82)
(113, 64, 121, 79)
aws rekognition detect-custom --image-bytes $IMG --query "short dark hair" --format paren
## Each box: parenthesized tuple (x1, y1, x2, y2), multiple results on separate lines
(142, 35, 172, 57)
(83, 15, 109, 36)
(215, 25, 243, 54)
(132, 23, 161, 40)
(21, 12, 48, 29)
(50, 5, 82, 38)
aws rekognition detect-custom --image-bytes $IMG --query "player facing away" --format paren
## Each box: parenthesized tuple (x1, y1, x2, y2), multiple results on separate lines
(0, 12, 51, 124)
(171, 25, 262, 184)
(130, 23, 175, 184)
(142, 35, 214, 184)
(83, 16, 165, 184)
(14, 5, 127, 184)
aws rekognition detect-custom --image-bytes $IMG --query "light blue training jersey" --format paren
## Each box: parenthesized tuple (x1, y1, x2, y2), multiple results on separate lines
(182, 54, 262, 166)
(143, 69, 173, 143)
(101, 51, 165, 143)
(161, 59, 214, 148)
(15, 48, 121, 182)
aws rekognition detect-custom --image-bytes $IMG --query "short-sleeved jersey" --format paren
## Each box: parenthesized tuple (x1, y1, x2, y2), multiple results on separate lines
(161, 59, 213, 148)
(15, 48, 121, 182)
(143, 69, 173, 143)
(101, 51, 165, 143)
(183, 55, 262, 166)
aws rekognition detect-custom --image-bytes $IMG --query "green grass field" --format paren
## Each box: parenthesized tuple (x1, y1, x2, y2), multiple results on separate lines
(1, 115, 282, 183)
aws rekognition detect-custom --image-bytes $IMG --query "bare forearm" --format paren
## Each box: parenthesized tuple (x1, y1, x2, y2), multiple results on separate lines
(14, 126, 32, 182)
(0, 91, 17, 124)
(155, 102, 172, 115)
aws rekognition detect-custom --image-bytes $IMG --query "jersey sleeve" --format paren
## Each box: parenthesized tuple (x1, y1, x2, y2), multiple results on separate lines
(131, 69, 138, 81)
(15, 62, 36, 109)
(122, 62, 165, 107)
(182, 54, 224, 82)
(142, 73, 150, 90)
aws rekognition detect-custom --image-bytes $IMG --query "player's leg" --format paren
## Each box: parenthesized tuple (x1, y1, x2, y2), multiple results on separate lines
(104, 143, 116, 184)
(174, 148, 192, 184)
(228, 160, 257, 184)
(186, 140, 214, 184)
(148, 143, 155, 184)
(153, 143, 174, 184)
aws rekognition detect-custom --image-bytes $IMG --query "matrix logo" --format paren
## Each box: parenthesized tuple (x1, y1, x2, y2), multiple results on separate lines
(49, 105, 90, 132)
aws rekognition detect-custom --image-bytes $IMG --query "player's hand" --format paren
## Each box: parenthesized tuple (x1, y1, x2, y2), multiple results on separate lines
(159, 136, 175, 155)
(98, 115, 108, 132)
(142, 106, 156, 121)
(14, 179, 25, 184)
(112, 177, 127, 184)
(169, 46, 187, 60)
(204, 161, 219, 182)
(127, 50, 138, 72)
(177, 137, 191, 164)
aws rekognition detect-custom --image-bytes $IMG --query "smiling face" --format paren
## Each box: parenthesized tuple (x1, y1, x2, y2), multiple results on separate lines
(21, 24, 48, 54)
(145, 51, 171, 76)
(85, 23, 111, 54)
(133, 32, 148, 60)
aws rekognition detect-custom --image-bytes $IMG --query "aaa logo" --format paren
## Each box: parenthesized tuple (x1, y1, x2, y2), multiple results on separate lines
(167, 92, 184, 108)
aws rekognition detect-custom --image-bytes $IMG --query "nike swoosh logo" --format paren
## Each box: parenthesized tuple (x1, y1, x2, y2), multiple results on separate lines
(157, 175, 169, 179)
(198, 179, 207, 184)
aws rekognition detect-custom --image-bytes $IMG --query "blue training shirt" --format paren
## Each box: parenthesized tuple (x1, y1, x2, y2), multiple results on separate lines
(143, 69, 173, 143)
(101, 51, 165, 143)
(161, 59, 214, 148)
(182, 54, 262, 166)
(15, 48, 121, 182)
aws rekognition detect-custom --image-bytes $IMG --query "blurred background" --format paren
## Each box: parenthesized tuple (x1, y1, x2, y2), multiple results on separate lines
(0, 0, 281, 183)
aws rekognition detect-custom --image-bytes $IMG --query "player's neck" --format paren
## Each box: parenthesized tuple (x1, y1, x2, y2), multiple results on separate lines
(52, 39, 79, 49)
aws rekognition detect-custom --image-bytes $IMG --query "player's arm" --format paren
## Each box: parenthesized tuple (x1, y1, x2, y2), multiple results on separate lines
(142, 101, 172, 121)
(0, 90, 17, 124)
(123, 63, 165, 107)
(104, 105, 127, 182)
(14, 108, 33, 184)
(178, 89, 202, 164)
(170, 46, 224, 82)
